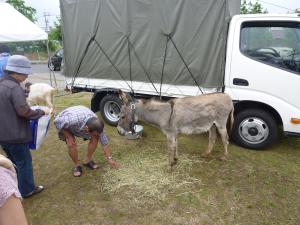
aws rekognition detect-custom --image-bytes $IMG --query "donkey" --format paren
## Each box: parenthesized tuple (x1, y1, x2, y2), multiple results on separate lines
(117, 90, 234, 166)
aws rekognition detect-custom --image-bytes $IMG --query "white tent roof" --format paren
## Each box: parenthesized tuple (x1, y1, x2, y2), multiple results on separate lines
(0, 3, 48, 43)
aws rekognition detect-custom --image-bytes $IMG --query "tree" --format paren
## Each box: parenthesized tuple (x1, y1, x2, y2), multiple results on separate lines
(48, 18, 62, 51)
(6, 0, 37, 22)
(241, 0, 268, 14)
(48, 19, 62, 43)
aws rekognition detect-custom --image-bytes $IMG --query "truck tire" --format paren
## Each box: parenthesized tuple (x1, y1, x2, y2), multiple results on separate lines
(231, 109, 278, 149)
(99, 94, 123, 126)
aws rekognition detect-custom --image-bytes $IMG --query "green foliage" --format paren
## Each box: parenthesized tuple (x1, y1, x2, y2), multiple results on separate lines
(49, 18, 62, 42)
(241, 0, 268, 14)
(48, 18, 62, 51)
(6, 0, 37, 22)
(6, 41, 47, 54)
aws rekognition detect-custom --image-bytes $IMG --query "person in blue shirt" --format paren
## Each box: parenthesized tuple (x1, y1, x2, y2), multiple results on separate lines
(0, 45, 10, 77)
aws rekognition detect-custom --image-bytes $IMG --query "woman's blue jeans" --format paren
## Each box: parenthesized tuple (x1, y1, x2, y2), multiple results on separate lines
(1, 143, 35, 197)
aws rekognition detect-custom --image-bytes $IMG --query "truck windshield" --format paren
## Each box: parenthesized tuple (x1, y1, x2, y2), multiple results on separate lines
(240, 21, 300, 74)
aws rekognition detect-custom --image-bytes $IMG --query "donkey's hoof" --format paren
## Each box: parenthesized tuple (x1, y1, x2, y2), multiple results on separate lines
(201, 153, 210, 158)
(170, 161, 177, 167)
(219, 154, 228, 161)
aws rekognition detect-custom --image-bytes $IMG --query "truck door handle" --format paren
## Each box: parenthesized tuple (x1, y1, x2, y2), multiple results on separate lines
(233, 78, 249, 86)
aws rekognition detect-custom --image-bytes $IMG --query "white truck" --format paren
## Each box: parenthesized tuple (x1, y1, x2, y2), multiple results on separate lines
(60, 0, 300, 149)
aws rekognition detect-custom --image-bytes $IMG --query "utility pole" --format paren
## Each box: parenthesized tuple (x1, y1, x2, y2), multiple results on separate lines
(43, 12, 51, 33)
(42, 11, 57, 88)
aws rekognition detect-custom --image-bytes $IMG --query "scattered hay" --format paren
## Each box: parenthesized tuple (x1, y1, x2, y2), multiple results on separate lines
(101, 151, 203, 202)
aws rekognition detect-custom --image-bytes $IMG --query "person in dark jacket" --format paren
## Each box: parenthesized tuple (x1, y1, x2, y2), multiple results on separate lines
(0, 55, 49, 198)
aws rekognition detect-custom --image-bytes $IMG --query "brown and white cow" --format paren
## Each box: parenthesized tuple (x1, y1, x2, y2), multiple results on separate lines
(117, 91, 234, 167)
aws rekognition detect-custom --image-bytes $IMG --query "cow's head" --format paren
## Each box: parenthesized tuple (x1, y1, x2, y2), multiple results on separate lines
(117, 90, 138, 136)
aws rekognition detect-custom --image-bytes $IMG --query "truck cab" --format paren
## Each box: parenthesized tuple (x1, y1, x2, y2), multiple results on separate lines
(226, 14, 300, 149)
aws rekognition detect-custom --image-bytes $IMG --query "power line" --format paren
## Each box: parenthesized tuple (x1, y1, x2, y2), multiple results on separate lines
(37, 13, 60, 18)
(37, 15, 60, 19)
(255, 0, 295, 12)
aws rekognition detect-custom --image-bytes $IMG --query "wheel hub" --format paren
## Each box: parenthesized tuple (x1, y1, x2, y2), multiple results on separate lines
(103, 101, 120, 122)
(248, 127, 258, 136)
(239, 117, 269, 144)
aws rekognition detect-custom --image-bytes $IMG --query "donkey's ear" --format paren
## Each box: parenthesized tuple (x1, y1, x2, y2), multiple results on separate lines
(118, 90, 129, 104)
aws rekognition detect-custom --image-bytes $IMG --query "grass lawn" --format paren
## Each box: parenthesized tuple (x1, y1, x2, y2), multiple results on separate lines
(5, 92, 300, 225)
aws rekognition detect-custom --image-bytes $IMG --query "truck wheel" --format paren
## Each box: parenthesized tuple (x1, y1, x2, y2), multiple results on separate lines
(231, 109, 278, 149)
(99, 94, 123, 126)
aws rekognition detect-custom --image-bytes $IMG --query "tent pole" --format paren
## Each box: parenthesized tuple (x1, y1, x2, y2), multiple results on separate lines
(46, 40, 53, 87)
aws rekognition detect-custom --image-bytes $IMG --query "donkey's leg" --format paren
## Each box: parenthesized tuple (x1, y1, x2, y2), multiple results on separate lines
(201, 125, 217, 158)
(174, 137, 178, 162)
(50, 92, 56, 115)
(216, 126, 229, 160)
(45, 95, 54, 114)
(167, 134, 177, 166)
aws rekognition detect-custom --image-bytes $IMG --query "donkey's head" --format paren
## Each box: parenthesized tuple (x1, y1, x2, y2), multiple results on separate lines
(117, 90, 138, 136)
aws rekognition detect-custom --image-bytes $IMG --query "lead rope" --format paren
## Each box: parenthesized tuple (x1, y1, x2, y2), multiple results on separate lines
(159, 36, 170, 99)
(168, 35, 203, 94)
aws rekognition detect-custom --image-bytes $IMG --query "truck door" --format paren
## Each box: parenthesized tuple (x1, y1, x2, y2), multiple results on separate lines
(228, 18, 300, 149)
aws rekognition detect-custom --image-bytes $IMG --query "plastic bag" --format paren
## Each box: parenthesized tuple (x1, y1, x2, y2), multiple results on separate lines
(29, 106, 51, 150)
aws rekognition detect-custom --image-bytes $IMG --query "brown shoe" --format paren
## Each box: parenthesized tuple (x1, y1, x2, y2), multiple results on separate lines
(24, 186, 44, 198)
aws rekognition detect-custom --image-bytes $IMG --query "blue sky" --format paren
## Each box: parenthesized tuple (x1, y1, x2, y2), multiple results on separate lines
(255, 0, 299, 13)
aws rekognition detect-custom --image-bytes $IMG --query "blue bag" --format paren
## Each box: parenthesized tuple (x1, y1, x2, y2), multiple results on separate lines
(29, 107, 51, 150)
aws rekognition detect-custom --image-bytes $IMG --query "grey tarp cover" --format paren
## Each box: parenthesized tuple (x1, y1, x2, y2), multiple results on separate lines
(60, 0, 240, 88)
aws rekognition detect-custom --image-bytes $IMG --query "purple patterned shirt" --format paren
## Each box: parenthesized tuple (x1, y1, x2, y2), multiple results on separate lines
(54, 106, 108, 146)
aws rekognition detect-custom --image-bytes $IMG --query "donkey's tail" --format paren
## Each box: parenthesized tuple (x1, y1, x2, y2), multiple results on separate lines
(226, 108, 234, 135)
